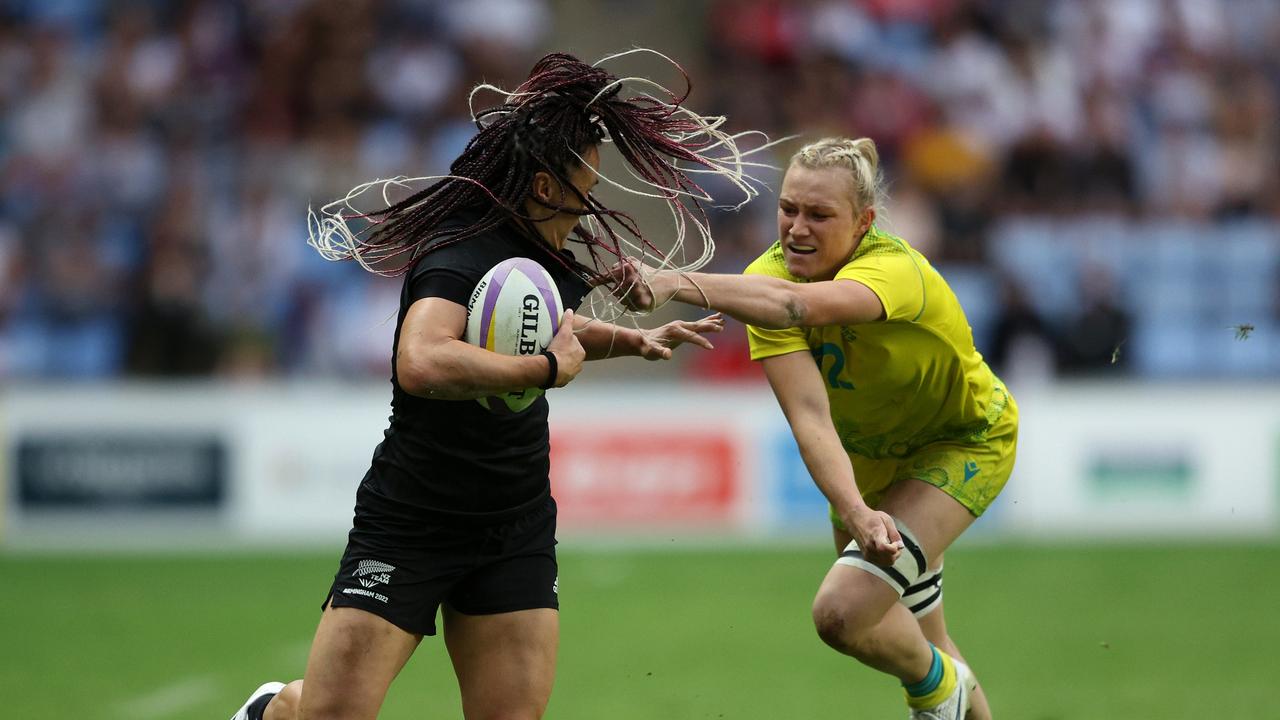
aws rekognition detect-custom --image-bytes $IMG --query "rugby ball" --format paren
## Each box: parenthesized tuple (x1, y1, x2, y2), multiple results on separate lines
(465, 257, 564, 413)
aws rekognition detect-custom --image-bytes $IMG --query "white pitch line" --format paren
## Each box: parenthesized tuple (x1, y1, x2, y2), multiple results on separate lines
(115, 675, 219, 719)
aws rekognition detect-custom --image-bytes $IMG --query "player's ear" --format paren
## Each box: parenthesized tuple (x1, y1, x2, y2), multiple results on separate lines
(530, 170, 558, 205)
(858, 206, 876, 236)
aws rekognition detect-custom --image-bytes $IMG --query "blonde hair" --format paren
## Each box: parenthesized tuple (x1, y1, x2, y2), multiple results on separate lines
(790, 137, 884, 214)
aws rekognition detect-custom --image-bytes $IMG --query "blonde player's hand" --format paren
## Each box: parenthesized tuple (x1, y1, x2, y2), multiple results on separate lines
(636, 313, 724, 360)
(546, 310, 585, 387)
(601, 259, 677, 312)
(601, 259, 653, 310)
(848, 506, 903, 567)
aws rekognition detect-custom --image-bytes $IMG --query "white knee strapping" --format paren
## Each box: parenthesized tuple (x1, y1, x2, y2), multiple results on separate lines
(834, 517, 929, 598)
(901, 565, 943, 618)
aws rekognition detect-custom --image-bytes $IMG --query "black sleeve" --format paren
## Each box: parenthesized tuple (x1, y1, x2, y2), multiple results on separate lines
(408, 267, 474, 306)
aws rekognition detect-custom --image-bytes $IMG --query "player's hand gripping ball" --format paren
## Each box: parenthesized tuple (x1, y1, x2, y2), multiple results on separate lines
(465, 257, 564, 413)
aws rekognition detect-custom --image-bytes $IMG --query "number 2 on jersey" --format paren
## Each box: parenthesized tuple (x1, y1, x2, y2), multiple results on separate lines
(812, 343, 854, 390)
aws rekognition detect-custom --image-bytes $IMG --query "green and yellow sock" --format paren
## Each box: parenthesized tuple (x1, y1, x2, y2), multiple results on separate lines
(903, 644, 957, 710)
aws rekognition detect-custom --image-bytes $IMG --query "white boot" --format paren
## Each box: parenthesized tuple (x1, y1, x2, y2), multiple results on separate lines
(230, 681, 285, 720)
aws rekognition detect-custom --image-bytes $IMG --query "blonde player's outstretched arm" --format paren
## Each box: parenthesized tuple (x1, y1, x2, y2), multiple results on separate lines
(607, 261, 884, 329)
(762, 350, 902, 566)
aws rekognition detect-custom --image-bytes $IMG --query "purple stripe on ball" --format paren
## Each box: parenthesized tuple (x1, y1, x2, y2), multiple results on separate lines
(520, 259, 563, 335)
(478, 258, 522, 348)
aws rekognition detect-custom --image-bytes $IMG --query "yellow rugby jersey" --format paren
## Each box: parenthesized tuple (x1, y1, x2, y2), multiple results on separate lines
(745, 226, 1010, 460)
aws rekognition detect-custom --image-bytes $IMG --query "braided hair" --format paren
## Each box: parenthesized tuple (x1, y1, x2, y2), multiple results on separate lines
(309, 50, 774, 287)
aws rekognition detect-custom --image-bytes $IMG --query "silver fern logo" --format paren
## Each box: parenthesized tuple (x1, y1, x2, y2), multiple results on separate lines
(354, 559, 395, 589)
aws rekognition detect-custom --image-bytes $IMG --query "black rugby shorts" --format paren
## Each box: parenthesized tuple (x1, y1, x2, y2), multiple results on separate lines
(322, 496, 558, 636)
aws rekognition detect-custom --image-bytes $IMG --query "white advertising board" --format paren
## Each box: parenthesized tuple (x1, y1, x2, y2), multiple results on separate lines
(2, 381, 1276, 548)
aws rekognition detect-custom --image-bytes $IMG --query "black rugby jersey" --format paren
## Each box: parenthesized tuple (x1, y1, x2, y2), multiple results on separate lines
(356, 215, 592, 526)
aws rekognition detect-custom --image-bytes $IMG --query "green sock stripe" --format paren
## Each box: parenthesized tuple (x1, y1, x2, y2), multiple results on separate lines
(904, 645, 943, 697)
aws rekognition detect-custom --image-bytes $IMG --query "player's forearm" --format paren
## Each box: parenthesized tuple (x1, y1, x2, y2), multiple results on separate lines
(791, 418, 869, 518)
(661, 271, 803, 330)
(574, 318, 643, 360)
(398, 340, 551, 399)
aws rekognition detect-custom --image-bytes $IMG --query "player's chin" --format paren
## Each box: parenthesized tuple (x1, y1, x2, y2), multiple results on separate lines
(783, 255, 819, 280)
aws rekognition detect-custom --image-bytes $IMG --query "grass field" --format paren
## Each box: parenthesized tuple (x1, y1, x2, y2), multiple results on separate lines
(2, 542, 1277, 719)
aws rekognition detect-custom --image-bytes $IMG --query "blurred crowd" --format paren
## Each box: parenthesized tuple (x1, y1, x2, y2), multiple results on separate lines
(2, 0, 1278, 382)
(697, 0, 1280, 380)
(0, 0, 550, 380)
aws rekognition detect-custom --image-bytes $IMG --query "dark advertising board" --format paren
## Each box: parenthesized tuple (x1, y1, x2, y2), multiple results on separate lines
(16, 435, 226, 509)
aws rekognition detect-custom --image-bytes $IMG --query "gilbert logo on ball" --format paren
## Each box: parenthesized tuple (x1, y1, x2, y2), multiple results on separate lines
(465, 257, 563, 413)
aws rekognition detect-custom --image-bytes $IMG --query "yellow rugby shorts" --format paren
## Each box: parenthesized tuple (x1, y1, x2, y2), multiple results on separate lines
(831, 399, 1019, 527)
